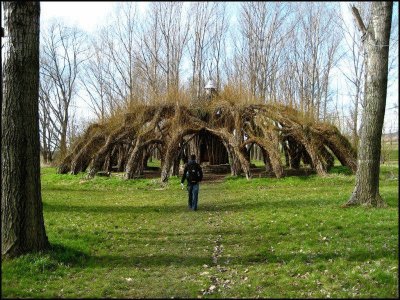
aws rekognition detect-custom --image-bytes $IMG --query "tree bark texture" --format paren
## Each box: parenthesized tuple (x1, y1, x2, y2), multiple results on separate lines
(346, 2, 392, 207)
(1, 2, 49, 258)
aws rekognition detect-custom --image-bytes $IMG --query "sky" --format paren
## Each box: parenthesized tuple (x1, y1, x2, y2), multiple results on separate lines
(39, 2, 147, 121)
(41, 2, 135, 32)
(3, 2, 397, 133)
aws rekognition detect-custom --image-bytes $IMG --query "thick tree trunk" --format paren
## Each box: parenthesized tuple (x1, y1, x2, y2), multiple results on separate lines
(225, 143, 240, 176)
(125, 139, 143, 179)
(261, 131, 284, 178)
(345, 2, 392, 207)
(161, 136, 182, 182)
(236, 146, 251, 179)
(1, 2, 49, 258)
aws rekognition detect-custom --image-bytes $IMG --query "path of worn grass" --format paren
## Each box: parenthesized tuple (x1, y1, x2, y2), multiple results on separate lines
(2, 165, 398, 298)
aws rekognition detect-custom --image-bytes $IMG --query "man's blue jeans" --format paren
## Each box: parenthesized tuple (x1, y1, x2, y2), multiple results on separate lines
(187, 183, 199, 210)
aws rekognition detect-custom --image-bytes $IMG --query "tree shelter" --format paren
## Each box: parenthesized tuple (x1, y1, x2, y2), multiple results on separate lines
(58, 97, 357, 182)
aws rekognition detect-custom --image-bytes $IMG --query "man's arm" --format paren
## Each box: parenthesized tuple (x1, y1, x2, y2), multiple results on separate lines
(181, 165, 187, 184)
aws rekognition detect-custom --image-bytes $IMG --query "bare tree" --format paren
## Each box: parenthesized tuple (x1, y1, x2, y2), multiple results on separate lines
(100, 3, 140, 106)
(339, 2, 371, 149)
(287, 3, 343, 118)
(205, 2, 229, 90)
(116, 3, 137, 101)
(80, 33, 114, 121)
(160, 2, 189, 93)
(136, 4, 163, 100)
(40, 21, 87, 159)
(39, 72, 58, 163)
(188, 2, 217, 99)
(144, 2, 189, 97)
(2, 1, 49, 258)
(237, 2, 292, 102)
(345, 2, 393, 207)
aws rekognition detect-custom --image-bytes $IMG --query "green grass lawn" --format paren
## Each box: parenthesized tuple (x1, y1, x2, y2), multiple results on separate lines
(2, 164, 398, 298)
(381, 141, 399, 164)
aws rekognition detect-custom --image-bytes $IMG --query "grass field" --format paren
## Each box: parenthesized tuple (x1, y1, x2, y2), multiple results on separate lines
(1, 164, 398, 298)
(381, 140, 399, 164)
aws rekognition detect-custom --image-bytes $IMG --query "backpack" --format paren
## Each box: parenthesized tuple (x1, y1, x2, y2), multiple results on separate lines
(186, 163, 202, 183)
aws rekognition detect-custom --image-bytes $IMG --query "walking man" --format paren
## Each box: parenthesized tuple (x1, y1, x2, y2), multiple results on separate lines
(181, 154, 203, 211)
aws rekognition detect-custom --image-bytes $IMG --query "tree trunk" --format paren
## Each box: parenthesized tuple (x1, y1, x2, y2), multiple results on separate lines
(345, 2, 392, 207)
(237, 146, 251, 179)
(125, 139, 143, 179)
(59, 119, 68, 160)
(161, 136, 182, 182)
(1, 2, 49, 258)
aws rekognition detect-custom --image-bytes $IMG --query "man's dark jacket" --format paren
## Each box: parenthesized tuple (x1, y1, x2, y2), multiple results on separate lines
(181, 160, 203, 184)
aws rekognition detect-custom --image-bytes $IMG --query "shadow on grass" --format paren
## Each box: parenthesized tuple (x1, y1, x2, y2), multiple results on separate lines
(43, 187, 93, 192)
(241, 246, 396, 265)
(43, 197, 327, 215)
(224, 168, 318, 180)
(47, 243, 91, 266)
(328, 166, 353, 175)
(47, 244, 396, 269)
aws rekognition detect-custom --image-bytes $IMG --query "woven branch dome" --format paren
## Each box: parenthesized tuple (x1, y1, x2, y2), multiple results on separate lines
(58, 99, 357, 182)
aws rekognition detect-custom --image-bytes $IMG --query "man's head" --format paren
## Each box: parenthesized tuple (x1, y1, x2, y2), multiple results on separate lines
(190, 154, 196, 161)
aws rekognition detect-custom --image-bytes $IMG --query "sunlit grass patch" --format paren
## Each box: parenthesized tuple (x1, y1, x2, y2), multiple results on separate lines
(2, 164, 398, 298)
